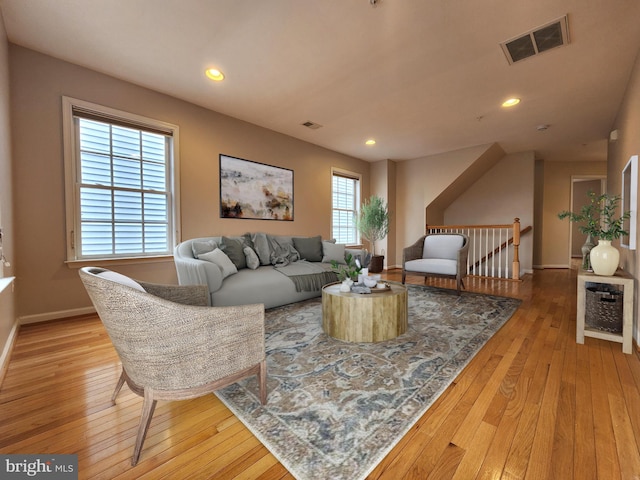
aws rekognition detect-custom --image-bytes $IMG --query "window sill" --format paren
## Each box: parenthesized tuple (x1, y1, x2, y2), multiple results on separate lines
(65, 255, 174, 269)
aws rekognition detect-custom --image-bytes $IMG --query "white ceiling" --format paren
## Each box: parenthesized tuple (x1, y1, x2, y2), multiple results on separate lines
(1, 0, 639, 162)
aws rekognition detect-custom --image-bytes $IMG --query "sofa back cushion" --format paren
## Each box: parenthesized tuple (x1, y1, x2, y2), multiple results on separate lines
(293, 235, 323, 262)
(423, 234, 465, 260)
(221, 236, 248, 270)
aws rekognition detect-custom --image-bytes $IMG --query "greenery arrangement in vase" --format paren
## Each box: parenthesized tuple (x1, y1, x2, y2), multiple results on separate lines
(558, 191, 630, 275)
(355, 195, 390, 273)
(330, 253, 361, 282)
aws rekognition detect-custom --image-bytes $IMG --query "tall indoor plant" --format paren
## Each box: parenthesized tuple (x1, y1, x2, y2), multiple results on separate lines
(558, 191, 630, 275)
(355, 195, 389, 273)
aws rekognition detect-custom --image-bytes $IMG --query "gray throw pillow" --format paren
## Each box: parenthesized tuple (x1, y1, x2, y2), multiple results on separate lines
(221, 236, 247, 270)
(322, 241, 346, 264)
(244, 246, 260, 270)
(293, 235, 323, 262)
(199, 248, 238, 278)
(191, 239, 217, 259)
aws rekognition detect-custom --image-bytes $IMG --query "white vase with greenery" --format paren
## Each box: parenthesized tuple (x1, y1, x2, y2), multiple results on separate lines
(558, 191, 630, 275)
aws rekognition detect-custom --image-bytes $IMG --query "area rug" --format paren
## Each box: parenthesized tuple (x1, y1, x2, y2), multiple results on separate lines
(215, 285, 521, 480)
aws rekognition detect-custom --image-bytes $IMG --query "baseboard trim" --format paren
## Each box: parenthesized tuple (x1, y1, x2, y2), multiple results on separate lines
(0, 318, 20, 386)
(535, 264, 570, 270)
(19, 306, 96, 325)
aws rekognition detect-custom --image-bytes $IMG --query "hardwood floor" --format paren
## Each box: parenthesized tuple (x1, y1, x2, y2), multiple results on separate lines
(1, 267, 640, 479)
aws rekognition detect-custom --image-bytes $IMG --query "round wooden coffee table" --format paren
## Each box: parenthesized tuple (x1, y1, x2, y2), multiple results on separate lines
(321, 281, 408, 342)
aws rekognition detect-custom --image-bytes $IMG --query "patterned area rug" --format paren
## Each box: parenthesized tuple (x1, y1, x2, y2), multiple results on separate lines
(216, 285, 521, 480)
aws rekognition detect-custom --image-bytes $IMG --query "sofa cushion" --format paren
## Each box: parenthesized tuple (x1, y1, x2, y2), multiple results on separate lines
(221, 236, 247, 270)
(97, 270, 146, 292)
(322, 241, 346, 264)
(423, 235, 465, 260)
(199, 248, 238, 278)
(293, 235, 323, 262)
(191, 239, 217, 259)
(244, 246, 260, 270)
(405, 258, 457, 276)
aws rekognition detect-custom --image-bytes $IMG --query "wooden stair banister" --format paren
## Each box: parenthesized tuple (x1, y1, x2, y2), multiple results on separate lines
(425, 218, 530, 281)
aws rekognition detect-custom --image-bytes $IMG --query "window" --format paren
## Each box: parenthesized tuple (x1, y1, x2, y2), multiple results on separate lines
(331, 169, 361, 244)
(63, 97, 180, 262)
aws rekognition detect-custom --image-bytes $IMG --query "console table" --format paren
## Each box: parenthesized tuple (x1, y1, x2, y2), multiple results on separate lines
(576, 268, 634, 354)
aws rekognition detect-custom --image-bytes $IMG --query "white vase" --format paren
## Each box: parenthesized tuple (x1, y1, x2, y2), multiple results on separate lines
(340, 279, 353, 292)
(589, 240, 619, 276)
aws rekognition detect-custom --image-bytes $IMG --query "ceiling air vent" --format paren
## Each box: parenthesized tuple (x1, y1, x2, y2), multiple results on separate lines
(500, 15, 570, 65)
(301, 121, 323, 130)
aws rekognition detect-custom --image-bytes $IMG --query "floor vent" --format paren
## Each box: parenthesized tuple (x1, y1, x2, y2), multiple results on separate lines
(301, 121, 323, 130)
(500, 15, 570, 65)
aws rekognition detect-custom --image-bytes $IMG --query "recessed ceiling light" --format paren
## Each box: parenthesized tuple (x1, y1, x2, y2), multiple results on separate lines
(365, 139, 376, 145)
(205, 68, 225, 81)
(502, 98, 521, 107)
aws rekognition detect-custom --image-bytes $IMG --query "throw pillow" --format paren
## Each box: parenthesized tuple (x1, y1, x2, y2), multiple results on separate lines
(97, 270, 146, 292)
(322, 241, 346, 264)
(191, 239, 217, 259)
(221, 236, 247, 270)
(244, 246, 260, 270)
(251, 232, 271, 265)
(199, 248, 238, 278)
(293, 235, 323, 262)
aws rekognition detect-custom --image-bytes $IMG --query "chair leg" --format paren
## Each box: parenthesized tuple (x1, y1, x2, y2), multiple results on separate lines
(132, 389, 157, 466)
(401, 270, 406, 284)
(258, 359, 268, 405)
(111, 369, 126, 404)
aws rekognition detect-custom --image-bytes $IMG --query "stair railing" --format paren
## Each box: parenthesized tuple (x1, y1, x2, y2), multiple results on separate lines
(426, 218, 529, 280)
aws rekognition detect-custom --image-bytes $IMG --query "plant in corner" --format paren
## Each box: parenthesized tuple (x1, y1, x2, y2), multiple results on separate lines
(355, 195, 390, 273)
(558, 191, 630, 275)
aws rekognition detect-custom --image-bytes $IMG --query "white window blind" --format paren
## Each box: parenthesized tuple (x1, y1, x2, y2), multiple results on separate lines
(332, 171, 360, 244)
(63, 97, 179, 261)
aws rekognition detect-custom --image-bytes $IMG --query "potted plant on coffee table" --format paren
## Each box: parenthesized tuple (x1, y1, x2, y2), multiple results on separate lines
(558, 191, 630, 275)
(355, 195, 390, 273)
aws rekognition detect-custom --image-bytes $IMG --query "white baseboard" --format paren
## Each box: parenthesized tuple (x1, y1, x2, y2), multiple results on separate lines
(19, 306, 96, 325)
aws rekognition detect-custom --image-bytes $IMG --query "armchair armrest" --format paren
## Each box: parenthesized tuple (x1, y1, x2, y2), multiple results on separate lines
(106, 288, 265, 392)
(403, 235, 426, 265)
(457, 238, 470, 277)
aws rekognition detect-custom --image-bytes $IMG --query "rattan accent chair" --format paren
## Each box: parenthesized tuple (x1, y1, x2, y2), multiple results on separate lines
(79, 267, 267, 466)
(402, 233, 470, 294)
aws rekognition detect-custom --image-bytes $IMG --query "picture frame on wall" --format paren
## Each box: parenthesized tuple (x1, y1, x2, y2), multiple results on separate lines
(621, 154, 637, 250)
(219, 154, 294, 221)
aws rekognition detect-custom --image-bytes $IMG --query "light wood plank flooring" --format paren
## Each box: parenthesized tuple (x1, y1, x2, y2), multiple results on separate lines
(1, 266, 640, 479)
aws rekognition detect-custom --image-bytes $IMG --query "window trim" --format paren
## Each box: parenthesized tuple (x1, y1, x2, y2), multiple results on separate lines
(331, 167, 362, 246)
(62, 96, 181, 264)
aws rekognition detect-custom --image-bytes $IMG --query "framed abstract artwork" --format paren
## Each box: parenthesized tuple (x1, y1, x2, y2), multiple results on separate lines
(219, 154, 294, 221)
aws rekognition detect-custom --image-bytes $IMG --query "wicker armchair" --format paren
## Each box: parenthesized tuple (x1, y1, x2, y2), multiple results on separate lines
(79, 267, 267, 466)
(402, 233, 469, 294)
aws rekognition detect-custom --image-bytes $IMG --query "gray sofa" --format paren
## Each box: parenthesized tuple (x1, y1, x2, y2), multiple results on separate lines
(174, 234, 362, 309)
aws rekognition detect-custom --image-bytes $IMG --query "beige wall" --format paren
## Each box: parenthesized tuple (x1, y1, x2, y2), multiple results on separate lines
(0, 12, 16, 368)
(607, 47, 640, 345)
(370, 159, 397, 268)
(9, 46, 370, 320)
(541, 161, 607, 267)
(444, 152, 535, 274)
(393, 144, 494, 266)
